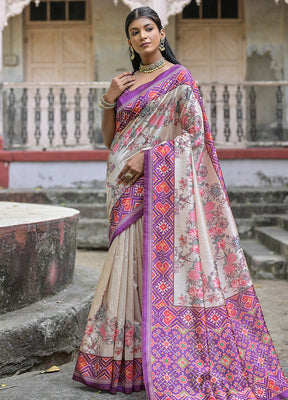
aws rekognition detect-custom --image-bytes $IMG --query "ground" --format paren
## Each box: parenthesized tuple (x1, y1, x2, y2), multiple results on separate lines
(0, 250, 287, 400)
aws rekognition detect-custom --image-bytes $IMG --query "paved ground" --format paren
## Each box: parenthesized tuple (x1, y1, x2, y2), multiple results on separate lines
(0, 362, 148, 400)
(1, 250, 288, 400)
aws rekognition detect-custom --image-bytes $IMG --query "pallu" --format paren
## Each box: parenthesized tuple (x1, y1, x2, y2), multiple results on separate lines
(73, 64, 288, 399)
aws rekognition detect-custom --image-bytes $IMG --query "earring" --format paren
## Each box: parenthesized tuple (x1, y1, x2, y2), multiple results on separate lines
(129, 46, 135, 60)
(159, 38, 165, 52)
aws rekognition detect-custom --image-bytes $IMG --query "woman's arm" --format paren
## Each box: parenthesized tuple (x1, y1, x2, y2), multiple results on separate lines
(101, 106, 117, 149)
(101, 72, 136, 149)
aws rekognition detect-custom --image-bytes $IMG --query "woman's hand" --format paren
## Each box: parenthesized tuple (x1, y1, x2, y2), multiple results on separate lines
(101, 72, 136, 149)
(118, 151, 144, 185)
(105, 72, 136, 103)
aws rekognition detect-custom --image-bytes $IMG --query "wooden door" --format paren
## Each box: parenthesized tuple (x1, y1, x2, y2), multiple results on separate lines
(24, 8, 93, 148)
(177, 22, 244, 82)
(177, 18, 245, 145)
(25, 26, 92, 82)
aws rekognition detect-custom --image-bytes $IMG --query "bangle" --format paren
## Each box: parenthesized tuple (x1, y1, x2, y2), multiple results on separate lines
(99, 93, 116, 109)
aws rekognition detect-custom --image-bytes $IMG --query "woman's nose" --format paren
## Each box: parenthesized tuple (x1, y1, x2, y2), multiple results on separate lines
(139, 29, 147, 40)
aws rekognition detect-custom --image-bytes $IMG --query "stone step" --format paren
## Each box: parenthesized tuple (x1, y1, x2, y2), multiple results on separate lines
(0, 188, 107, 205)
(231, 203, 288, 218)
(255, 226, 288, 258)
(242, 239, 287, 279)
(228, 187, 288, 204)
(77, 218, 109, 249)
(68, 203, 107, 219)
(0, 264, 99, 378)
(68, 203, 288, 221)
(77, 213, 283, 249)
(1, 187, 288, 206)
(278, 215, 288, 231)
(235, 218, 254, 239)
(252, 214, 280, 227)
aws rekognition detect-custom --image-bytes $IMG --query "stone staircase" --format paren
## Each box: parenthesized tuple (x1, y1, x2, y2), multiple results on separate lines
(229, 188, 288, 280)
(0, 187, 288, 278)
(66, 200, 108, 248)
(0, 187, 109, 249)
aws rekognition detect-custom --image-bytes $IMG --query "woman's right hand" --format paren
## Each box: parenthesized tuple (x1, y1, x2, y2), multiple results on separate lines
(105, 72, 136, 103)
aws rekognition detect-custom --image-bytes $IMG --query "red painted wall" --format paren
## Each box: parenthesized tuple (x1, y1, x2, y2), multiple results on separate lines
(0, 138, 287, 189)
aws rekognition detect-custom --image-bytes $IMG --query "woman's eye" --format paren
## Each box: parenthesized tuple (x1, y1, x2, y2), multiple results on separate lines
(132, 31, 138, 36)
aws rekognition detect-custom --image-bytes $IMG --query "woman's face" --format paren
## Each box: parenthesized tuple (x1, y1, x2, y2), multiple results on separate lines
(128, 17, 165, 59)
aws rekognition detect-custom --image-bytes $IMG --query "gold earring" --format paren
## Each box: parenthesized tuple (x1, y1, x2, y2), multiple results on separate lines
(159, 38, 165, 52)
(129, 46, 135, 60)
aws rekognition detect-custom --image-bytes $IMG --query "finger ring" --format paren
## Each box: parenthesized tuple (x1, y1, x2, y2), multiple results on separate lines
(125, 172, 133, 180)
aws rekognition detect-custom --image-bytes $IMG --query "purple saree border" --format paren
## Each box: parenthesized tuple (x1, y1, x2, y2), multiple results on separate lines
(271, 388, 288, 400)
(73, 372, 145, 394)
(117, 64, 181, 109)
(142, 149, 154, 400)
(109, 205, 144, 248)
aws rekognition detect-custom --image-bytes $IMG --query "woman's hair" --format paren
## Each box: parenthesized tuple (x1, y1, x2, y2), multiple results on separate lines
(125, 7, 180, 71)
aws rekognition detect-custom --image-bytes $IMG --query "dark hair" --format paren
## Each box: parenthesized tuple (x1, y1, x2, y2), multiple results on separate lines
(125, 7, 180, 71)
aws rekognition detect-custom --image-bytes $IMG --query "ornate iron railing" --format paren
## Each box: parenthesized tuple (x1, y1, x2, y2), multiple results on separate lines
(2, 81, 288, 149)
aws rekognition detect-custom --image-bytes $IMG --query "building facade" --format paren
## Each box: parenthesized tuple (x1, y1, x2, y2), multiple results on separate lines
(0, 0, 288, 187)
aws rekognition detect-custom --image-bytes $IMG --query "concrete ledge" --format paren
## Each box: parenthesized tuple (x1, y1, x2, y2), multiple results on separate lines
(0, 264, 99, 377)
(0, 202, 79, 313)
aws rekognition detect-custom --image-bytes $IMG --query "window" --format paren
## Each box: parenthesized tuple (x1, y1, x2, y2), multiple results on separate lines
(30, 2, 47, 21)
(29, 0, 86, 22)
(69, 1, 86, 20)
(50, 2, 66, 20)
(183, 0, 238, 19)
(203, 0, 218, 19)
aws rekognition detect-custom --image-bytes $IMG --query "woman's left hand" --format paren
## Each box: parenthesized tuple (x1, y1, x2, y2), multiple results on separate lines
(118, 151, 144, 185)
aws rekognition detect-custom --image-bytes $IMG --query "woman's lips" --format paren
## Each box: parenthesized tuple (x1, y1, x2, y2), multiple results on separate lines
(141, 42, 150, 47)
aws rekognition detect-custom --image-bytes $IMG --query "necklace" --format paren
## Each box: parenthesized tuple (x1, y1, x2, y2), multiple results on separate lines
(139, 57, 165, 74)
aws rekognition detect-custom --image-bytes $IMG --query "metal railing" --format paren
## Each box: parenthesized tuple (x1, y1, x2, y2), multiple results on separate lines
(2, 80, 288, 150)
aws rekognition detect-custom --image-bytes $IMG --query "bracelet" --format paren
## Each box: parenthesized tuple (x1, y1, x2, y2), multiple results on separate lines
(101, 93, 116, 106)
(99, 93, 116, 109)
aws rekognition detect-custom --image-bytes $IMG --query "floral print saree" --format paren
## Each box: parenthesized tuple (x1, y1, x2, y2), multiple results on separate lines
(73, 64, 288, 400)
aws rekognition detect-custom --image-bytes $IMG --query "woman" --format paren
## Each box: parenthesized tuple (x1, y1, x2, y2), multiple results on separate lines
(73, 7, 288, 400)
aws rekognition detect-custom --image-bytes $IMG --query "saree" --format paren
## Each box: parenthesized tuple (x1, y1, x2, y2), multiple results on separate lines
(73, 64, 288, 399)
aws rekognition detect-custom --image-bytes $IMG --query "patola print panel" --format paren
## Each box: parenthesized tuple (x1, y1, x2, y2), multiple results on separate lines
(108, 67, 251, 308)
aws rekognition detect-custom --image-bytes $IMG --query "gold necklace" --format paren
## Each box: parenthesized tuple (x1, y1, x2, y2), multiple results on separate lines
(139, 57, 165, 74)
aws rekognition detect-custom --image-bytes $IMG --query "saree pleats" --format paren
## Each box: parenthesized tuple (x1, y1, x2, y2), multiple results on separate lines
(73, 218, 145, 393)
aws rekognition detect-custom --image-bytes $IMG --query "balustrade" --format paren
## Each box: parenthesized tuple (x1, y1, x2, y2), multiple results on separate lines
(2, 81, 288, 149)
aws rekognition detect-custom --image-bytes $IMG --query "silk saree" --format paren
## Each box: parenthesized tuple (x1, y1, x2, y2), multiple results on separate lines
(73, 64, 288, 400)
